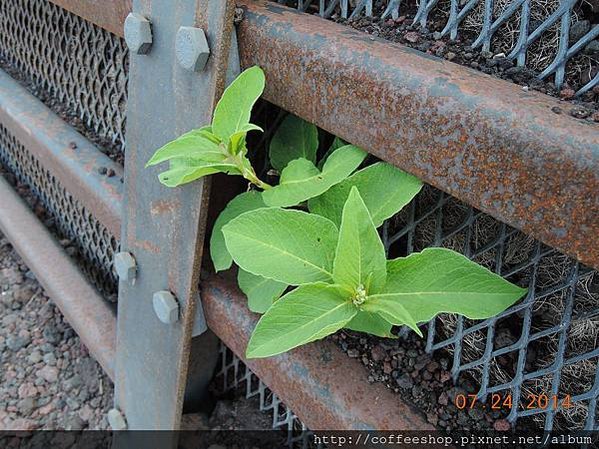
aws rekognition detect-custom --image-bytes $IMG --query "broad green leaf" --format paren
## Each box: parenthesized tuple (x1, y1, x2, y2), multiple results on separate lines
(333, 187, 386, 294)
(361, 295, 422, 336)
(212, 66, 265, 141)
(210, 191, 267, 272)
(345, 311, 395, 338)
(146, 134, 224, 167)
(246, 283, 357, 358)
(158, 162, 239, 187)
(262, 145, 367, 207)
(269, 114, 318, 171)
(372, 247, 527, 323)
(181, 125, 221, 144)
(223, 208, 339, 285)
(238, 269, 287, 314)
(318, 136, 347, 169)
(309, 162, 423, 227)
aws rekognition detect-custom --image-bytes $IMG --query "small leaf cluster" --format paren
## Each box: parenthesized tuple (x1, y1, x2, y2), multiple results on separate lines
(146, 66, 270, 189)
(147, 66, 527, 359)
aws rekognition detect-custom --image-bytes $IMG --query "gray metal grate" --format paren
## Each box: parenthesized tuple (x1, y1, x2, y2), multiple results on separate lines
(277, 0, 598, 96)
(383, 184, 599, 431)
(0, 0, 129, 152)
(0, 124, 119, 299)
(214, 342, 320, 448)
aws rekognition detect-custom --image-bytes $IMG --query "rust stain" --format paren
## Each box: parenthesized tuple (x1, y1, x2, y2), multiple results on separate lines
(150, 199, 181, 216)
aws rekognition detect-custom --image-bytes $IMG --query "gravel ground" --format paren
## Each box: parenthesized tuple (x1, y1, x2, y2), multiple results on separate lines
(0, 233, 281, 438)
(0, 234, 113, 431)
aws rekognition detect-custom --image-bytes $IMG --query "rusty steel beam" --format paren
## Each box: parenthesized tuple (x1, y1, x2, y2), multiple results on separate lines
(48, 0, 130, 37)
(237, 0, 599, 270)
(0, 69, 123, 238)
(202, 273, 434, 431)
(0, 176, 117, 379)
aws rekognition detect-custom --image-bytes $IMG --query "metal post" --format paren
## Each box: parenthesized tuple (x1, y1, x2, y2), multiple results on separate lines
(114, 0, 236, 430)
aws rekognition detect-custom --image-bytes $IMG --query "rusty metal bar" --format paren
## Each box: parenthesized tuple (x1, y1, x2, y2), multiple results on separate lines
(202, 273, 433, 431)
(0, 69, 123, 238)
(0, 176, 117, 379)
(236, 0, 599, 270)
(48, 0, 130, 37)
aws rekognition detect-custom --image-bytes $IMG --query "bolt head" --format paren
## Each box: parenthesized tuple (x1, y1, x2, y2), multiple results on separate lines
(107, 408, 127, 430)
(176, 26, 210, 72)
(114, 252, 136, 283)
(124, 13, 152, 55)
(153, 291, 179, 324)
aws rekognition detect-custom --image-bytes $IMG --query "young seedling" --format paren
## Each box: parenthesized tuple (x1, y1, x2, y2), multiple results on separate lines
(147, 66, 528, 359)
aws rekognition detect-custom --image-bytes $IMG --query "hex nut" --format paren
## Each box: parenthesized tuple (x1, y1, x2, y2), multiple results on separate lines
(124, 13, 152, 55)
(176, 26, 210, 72)
(153, 291, 179, 324)
(114, 252, 137, 283)
(107, 408, 127, 430)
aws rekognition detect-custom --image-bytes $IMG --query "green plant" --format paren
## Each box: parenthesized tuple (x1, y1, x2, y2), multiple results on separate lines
(147, 66, 527, 359)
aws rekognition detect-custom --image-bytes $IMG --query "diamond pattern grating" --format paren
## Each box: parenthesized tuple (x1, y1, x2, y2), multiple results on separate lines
(0, 0, 129, 152)
(0, 123, 119, 299)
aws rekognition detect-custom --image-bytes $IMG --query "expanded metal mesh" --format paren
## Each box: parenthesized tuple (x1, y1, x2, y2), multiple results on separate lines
(277, 0, 598, 96)
(214, 343, 320, 449)
(0, 0, 129, 152)
(0, 124, 119, 299)
(383, 185, 599, 431)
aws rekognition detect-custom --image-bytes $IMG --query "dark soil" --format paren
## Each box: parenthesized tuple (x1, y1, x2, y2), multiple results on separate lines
(0, 55, 124, 166)
(331, 330, 517, 433)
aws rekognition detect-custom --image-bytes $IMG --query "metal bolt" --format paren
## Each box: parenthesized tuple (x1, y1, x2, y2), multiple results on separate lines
(153, 291, 179, 324)
(124, 13, 152, 55)
(107, 408, 127, 430)
(175, 26, 210, 72)
(114, 252, 137, 283)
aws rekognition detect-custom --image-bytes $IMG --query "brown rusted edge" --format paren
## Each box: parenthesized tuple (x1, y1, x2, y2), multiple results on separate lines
(202, 272, 434, 431)
(236, 0, 599, 270)
(0, 69, 123, 238)
(0, 176, 117, 380)
(48, 0, 130, 37)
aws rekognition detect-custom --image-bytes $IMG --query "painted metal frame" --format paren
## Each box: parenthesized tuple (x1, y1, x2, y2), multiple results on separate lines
(114, 0, 236, 430)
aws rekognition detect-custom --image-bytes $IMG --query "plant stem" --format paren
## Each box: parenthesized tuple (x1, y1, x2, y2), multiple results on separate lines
(243, 168, 272, 190)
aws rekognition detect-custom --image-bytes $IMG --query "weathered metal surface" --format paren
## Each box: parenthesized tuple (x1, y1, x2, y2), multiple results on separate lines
(202, 272, 434, 431)
(0, 176, 117, 380)
(115, 0, 236, 430)
(42, 0, 599, 268)
(0, 69, 123, 238)
(48, 0, 130, 37)
(237, 0, 599, 271)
